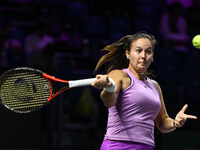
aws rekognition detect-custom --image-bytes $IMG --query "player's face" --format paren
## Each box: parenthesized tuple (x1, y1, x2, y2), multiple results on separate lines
(126, 38, 153, 74)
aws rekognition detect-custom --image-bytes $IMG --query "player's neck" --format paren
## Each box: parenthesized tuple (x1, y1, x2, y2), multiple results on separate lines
(127, 67, 146, 81)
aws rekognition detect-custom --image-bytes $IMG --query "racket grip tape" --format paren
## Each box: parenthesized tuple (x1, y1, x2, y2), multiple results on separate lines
(69, 78, 96, 88)
(68, 77, 115, 89)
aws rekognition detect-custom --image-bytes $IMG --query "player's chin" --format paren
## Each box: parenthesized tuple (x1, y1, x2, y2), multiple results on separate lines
(141, 63, 151, 69)
(138, 67, 147, 73)
(138, 64, 148, 69)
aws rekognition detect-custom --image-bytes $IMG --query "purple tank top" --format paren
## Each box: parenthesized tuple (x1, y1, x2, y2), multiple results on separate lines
(104, 69, 161, 147)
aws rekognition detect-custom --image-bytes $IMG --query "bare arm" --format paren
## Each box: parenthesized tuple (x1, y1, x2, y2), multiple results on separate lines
(153, 80, 197, 133)
(91, 70, 127, 108)
(153, 80, 175, 133)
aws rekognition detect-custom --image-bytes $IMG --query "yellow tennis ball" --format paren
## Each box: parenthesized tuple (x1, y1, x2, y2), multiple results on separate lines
(192, 35, 200, 49)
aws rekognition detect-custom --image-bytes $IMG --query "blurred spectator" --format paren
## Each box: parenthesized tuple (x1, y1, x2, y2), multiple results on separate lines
(25, 21, 54, 56)
(165, 0, 194, 9)
(58, 23, 83, 52)
(0, 22, 26, 69)
(26, 43, 57, 74)
(160, 2, 190, 53)
(3, 38, 25, 67)
(159, 2, 190, 98)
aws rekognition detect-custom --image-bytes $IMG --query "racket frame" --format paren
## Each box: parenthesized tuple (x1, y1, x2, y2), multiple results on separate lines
(42, 73, 69, 102)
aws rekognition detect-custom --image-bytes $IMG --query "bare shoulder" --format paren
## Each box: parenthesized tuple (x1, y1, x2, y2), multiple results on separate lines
(108, 69, 128, 80)
(151, 79, 158, 86)
(151, 79, 162, 93)
(109, 69, 130, 91)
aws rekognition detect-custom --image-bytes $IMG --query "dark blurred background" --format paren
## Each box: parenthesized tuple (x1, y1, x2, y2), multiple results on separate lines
(0, 0, 200, 149)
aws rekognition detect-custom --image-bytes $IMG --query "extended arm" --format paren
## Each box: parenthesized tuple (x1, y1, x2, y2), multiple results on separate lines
(91, 70, 125, 108)
(154, 80, 197, 133)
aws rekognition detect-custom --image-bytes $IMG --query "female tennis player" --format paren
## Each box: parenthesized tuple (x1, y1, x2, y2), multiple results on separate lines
(91, 32, 197, 150)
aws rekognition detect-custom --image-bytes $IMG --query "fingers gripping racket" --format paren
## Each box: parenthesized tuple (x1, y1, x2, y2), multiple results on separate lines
(0, 67, 96, 113)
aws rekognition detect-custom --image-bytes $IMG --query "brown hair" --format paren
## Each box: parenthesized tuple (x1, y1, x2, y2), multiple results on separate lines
(94, 31, 157, 73)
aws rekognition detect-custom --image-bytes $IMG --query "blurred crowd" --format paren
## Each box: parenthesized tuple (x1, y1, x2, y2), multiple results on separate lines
(0, 0, 200, 149)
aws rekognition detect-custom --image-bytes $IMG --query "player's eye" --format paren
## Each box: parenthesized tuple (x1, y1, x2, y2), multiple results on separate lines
(135, 49, 142, 53)
(145, 47, 153, 55)
(146, 50, 153, 55)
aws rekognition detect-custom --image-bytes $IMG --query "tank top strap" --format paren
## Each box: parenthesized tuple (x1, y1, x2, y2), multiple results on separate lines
(123, 68, 135, 79)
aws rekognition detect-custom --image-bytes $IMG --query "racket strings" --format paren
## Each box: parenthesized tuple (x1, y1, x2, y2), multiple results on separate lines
(0, 70, 51, 112)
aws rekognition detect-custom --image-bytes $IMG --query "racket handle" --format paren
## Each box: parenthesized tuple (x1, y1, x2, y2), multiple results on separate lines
(69, 78, 96, 88)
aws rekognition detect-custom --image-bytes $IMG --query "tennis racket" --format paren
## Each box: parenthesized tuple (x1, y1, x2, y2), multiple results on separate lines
(0, 67, 98, 113)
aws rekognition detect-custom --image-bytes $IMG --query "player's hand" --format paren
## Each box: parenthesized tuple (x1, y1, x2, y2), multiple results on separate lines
(174, 104, 197, 128)
(91, 75, 113, 89)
